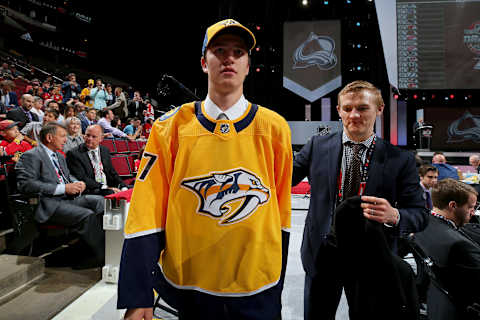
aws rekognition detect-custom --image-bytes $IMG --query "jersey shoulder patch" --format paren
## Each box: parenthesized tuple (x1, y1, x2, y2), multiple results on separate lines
(159, 106, 181, 121)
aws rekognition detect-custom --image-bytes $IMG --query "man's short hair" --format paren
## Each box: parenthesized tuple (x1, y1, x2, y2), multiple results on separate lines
(67, 73, 76, 80)
(46, 100, 59, 108)
(338, 80, 384, 108)
(33, 96, 43, 103)
(39, 122, 66, 143)
(431, 178, 478, 210)
(44, 108, 59, 119)
(100, 108, 111, 118)
(419, 164, 438, 177)
(87, 124, 104, 134)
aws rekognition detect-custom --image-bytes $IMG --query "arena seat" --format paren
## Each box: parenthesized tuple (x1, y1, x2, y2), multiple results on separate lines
(114, 139, 129, 153)
(127, 140, 140, 153)
(111, 155, 132, 177)
(101, 139, 116, 153)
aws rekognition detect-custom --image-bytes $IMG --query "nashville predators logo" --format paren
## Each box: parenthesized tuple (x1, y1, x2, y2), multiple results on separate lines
(181, 168, 270, 225)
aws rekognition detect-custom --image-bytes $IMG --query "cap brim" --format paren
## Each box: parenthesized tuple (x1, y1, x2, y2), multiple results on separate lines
(203, 25, 256, 55)
(0, 121, 19, 131)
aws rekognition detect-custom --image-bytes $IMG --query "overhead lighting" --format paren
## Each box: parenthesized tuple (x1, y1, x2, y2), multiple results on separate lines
(302, 0, 308, 6)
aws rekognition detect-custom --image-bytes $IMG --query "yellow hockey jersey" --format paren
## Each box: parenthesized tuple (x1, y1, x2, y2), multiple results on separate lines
(124, 101, 292, 296)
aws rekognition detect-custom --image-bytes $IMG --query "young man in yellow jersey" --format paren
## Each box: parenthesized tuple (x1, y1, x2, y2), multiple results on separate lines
(119, 19, 292, 320)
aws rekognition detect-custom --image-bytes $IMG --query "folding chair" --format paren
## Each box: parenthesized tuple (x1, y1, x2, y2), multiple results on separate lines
(137, 140, 147, 149)
(111, 155, 132, 177)
(127, 140, 140, 153)
(127, 154, 137, 174)
(114, 139, 129, 154)
(101, 139, 116, 153)
(406, 234, 480, 320)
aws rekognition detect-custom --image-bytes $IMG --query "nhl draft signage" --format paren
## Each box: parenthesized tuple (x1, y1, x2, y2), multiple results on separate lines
(283, 21, 341, 102)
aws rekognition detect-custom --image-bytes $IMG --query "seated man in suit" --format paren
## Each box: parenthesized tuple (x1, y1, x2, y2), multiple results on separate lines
(415, 178, 480, 320)
(6, 94, 39, 130)
(15, 122, 105, 267)
(66, 124, 129, 196)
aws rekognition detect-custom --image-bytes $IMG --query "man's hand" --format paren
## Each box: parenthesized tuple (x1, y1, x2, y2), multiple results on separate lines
(124, 308, 153, 320)
(65, 181, 86, 195)
(127, 136, 135, 141)
(108, 187, 121, 194)
(361, 196, 399, 225)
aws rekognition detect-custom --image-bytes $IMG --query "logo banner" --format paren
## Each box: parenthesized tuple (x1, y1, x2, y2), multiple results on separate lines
(283, 21, 341, 102)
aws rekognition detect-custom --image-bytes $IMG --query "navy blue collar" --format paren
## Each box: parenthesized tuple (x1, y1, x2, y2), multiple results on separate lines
(194, 101, 258, 133)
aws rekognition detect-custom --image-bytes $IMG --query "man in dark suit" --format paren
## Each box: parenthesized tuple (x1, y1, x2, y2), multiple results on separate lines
(15, 122, 105, 266)
(127, 91, 145, 119)
(7, 94, 39, 130)
(0, 79, 19, 108)
(415, 178, 480, 320)
(66, 124, 128, 196)
(80, 107, 97, 134)
(293, 80, 429, 319)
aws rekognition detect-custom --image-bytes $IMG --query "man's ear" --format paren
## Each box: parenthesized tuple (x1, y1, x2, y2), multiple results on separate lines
(201, 56, 208, 73)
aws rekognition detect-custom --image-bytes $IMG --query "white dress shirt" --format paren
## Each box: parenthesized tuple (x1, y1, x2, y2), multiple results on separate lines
(204, 95, 248, 120)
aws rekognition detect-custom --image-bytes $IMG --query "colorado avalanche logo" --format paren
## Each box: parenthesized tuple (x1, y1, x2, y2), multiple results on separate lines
(181, 169, 270, 225)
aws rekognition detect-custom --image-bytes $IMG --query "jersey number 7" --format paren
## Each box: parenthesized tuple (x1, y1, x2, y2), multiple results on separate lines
(137, 152, 158, 181)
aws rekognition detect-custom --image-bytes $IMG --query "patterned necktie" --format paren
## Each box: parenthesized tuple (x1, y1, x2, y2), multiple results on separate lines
(51, 153, 69, 184)
(217, 113, 229, 120)
(343, 143, 364, 199)
(90, 150, 104, 184)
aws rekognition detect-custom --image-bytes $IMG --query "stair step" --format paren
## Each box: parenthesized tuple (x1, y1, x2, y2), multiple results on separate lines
(0, 254, 45, 300)
(0, 267, 101, 320)
(0, 229, 14, 253)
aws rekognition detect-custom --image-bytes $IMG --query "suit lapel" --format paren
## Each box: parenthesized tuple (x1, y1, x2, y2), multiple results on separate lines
(365, 137, 385, 196)
(80, 144, 95, 177)
(37, 146, 58, 182)
(328, 131, 343, 203)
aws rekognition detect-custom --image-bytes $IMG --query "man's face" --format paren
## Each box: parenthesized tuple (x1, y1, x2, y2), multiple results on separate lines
(70, 75, 76, 82)
(47, 127, 67, 151)
(432, 154, 446, 164)
(470, 157, 479, 167)
(1, 126, 19, 141)
(337, 90, 383, 142)
(201, 34, 250, 94)
(33, 100, 42, 109)
(134, 120, 141, 128)
(85, 126, 103, 150)
(106, 110, 114, 121)
(454, 193, 477, 227)
(49, 102, 59, 111)
(43, 112, 57, 124)
(420, 170, 438, 189)
(87, 109, 96, 121)
(21, 95, 34, 111)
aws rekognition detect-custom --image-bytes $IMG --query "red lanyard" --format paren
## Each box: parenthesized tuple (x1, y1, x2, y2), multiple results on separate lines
(337, 137, 376, 201)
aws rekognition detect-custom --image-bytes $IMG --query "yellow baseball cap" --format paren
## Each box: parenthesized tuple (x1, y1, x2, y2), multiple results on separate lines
(202, 19, 256, 56)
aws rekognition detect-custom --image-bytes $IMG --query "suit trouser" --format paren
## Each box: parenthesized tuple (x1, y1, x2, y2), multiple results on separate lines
(304, 241, 350, 320)
(47, 194, 105, 260)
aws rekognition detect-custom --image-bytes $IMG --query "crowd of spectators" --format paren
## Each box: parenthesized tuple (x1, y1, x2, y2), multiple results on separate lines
(0, 57, 154, 267)
(0, 57, 155, 162)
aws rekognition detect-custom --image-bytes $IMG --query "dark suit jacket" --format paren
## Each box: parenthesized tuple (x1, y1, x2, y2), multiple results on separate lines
(15, 145, 78, 223)
(7, 107, 39, 130)
(127, 100, 145, 119)
(66, 144, 126, 194)
(415, 216, 480, 320)
(293, 130, 429, 276)
(336, 196, 419, 319)
(2, 91, 19, 108)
